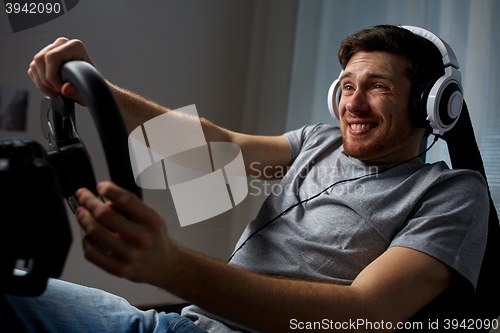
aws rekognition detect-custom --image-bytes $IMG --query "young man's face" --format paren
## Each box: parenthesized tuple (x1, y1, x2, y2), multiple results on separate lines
(338, 51, 425, 164)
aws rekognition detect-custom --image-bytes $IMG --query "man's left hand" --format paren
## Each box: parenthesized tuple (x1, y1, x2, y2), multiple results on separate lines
(75, 181, 178, 285)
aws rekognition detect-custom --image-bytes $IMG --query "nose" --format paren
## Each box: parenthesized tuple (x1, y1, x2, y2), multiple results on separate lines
(344, 89, 369, 114)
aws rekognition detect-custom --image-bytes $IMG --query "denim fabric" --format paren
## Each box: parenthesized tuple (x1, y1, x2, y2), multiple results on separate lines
(166, 314, 209, 333)
(0, 278, 207, 333)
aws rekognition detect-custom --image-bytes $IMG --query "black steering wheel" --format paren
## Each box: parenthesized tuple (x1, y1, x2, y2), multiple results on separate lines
(0, 61, 141, 296)
(46, 60, 141, 202)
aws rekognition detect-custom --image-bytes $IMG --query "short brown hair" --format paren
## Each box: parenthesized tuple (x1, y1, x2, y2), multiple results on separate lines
(338, 25, 444, 86)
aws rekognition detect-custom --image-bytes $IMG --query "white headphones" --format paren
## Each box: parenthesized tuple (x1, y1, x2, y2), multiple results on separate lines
(327, 25, 463, 136)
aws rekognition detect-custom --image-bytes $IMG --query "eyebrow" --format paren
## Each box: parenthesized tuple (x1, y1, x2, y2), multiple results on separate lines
(339, 71, 394, 83)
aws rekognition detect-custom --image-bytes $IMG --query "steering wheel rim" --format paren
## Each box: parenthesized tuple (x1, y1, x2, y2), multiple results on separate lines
(52, 60, 142, 199)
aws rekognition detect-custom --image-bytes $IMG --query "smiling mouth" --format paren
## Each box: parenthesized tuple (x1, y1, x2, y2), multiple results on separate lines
(349, 123, 379, 131)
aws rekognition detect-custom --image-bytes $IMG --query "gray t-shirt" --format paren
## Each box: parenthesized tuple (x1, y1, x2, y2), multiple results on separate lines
(182, 124, 489, 332)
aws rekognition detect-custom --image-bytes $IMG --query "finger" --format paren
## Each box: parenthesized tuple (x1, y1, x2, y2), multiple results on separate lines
(27, 64, 58, 99)
(61, 82, 86, 106)
(32, 37, 70, 93)
(96, 181, 163, 228)
(81, 236, 127, 278)
(79, 210, 135, 279)
(76, 205, 132, 260)
(76, 187, 152, 248)
(44, 39, 93, 93)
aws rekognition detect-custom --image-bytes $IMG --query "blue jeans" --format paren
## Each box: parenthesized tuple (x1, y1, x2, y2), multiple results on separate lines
(0, 278, 208, 333)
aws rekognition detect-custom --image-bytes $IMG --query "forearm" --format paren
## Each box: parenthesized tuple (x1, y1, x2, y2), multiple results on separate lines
(161, 247, 366, 332)
(106, 81, 168, 133)
(107, 81, 230, 143)
(107, 81, 291, 178)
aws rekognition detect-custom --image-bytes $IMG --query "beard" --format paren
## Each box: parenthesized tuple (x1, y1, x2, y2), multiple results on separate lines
(341, 121, 421, 164)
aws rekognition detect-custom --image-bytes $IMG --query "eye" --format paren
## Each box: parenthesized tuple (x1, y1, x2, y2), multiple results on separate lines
(342, 84, 354, 93)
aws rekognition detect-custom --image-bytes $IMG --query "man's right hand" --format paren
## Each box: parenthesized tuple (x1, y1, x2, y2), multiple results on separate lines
(28, 37, 95, 106)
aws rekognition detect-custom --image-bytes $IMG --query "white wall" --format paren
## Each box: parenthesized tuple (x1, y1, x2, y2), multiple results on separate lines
(0, 0, 298, 306)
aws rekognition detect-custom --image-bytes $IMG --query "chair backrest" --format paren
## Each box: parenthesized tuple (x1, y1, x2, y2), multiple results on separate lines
(400, 101, 500, 331)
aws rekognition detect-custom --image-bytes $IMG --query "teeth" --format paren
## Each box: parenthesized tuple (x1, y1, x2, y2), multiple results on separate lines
(351, 123, 375, 130)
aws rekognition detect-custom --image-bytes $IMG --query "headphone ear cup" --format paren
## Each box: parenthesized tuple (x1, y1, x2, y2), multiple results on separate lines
(409, 79, 436, 130)
(437, 81, 463, 128)
(410, 77, 463, 135)
(328, 78, 342, 121)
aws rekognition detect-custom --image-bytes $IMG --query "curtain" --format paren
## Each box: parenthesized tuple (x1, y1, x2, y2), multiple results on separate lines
(285, 0, 500, 211)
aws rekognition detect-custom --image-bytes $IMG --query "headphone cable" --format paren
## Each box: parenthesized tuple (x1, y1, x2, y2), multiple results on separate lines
(227, 134, 439, 263)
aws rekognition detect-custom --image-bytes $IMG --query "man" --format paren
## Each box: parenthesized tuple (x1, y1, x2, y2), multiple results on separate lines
(1, 25, 488, 332)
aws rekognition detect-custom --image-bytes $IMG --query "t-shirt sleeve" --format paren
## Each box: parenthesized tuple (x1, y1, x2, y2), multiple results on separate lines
(389, 170, 489, 293)
(284, 123, 339, 162)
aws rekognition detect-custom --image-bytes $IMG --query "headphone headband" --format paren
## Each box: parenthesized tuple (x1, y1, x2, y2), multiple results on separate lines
(328, 25, 463, 136)
(402, 26, 460, 69)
